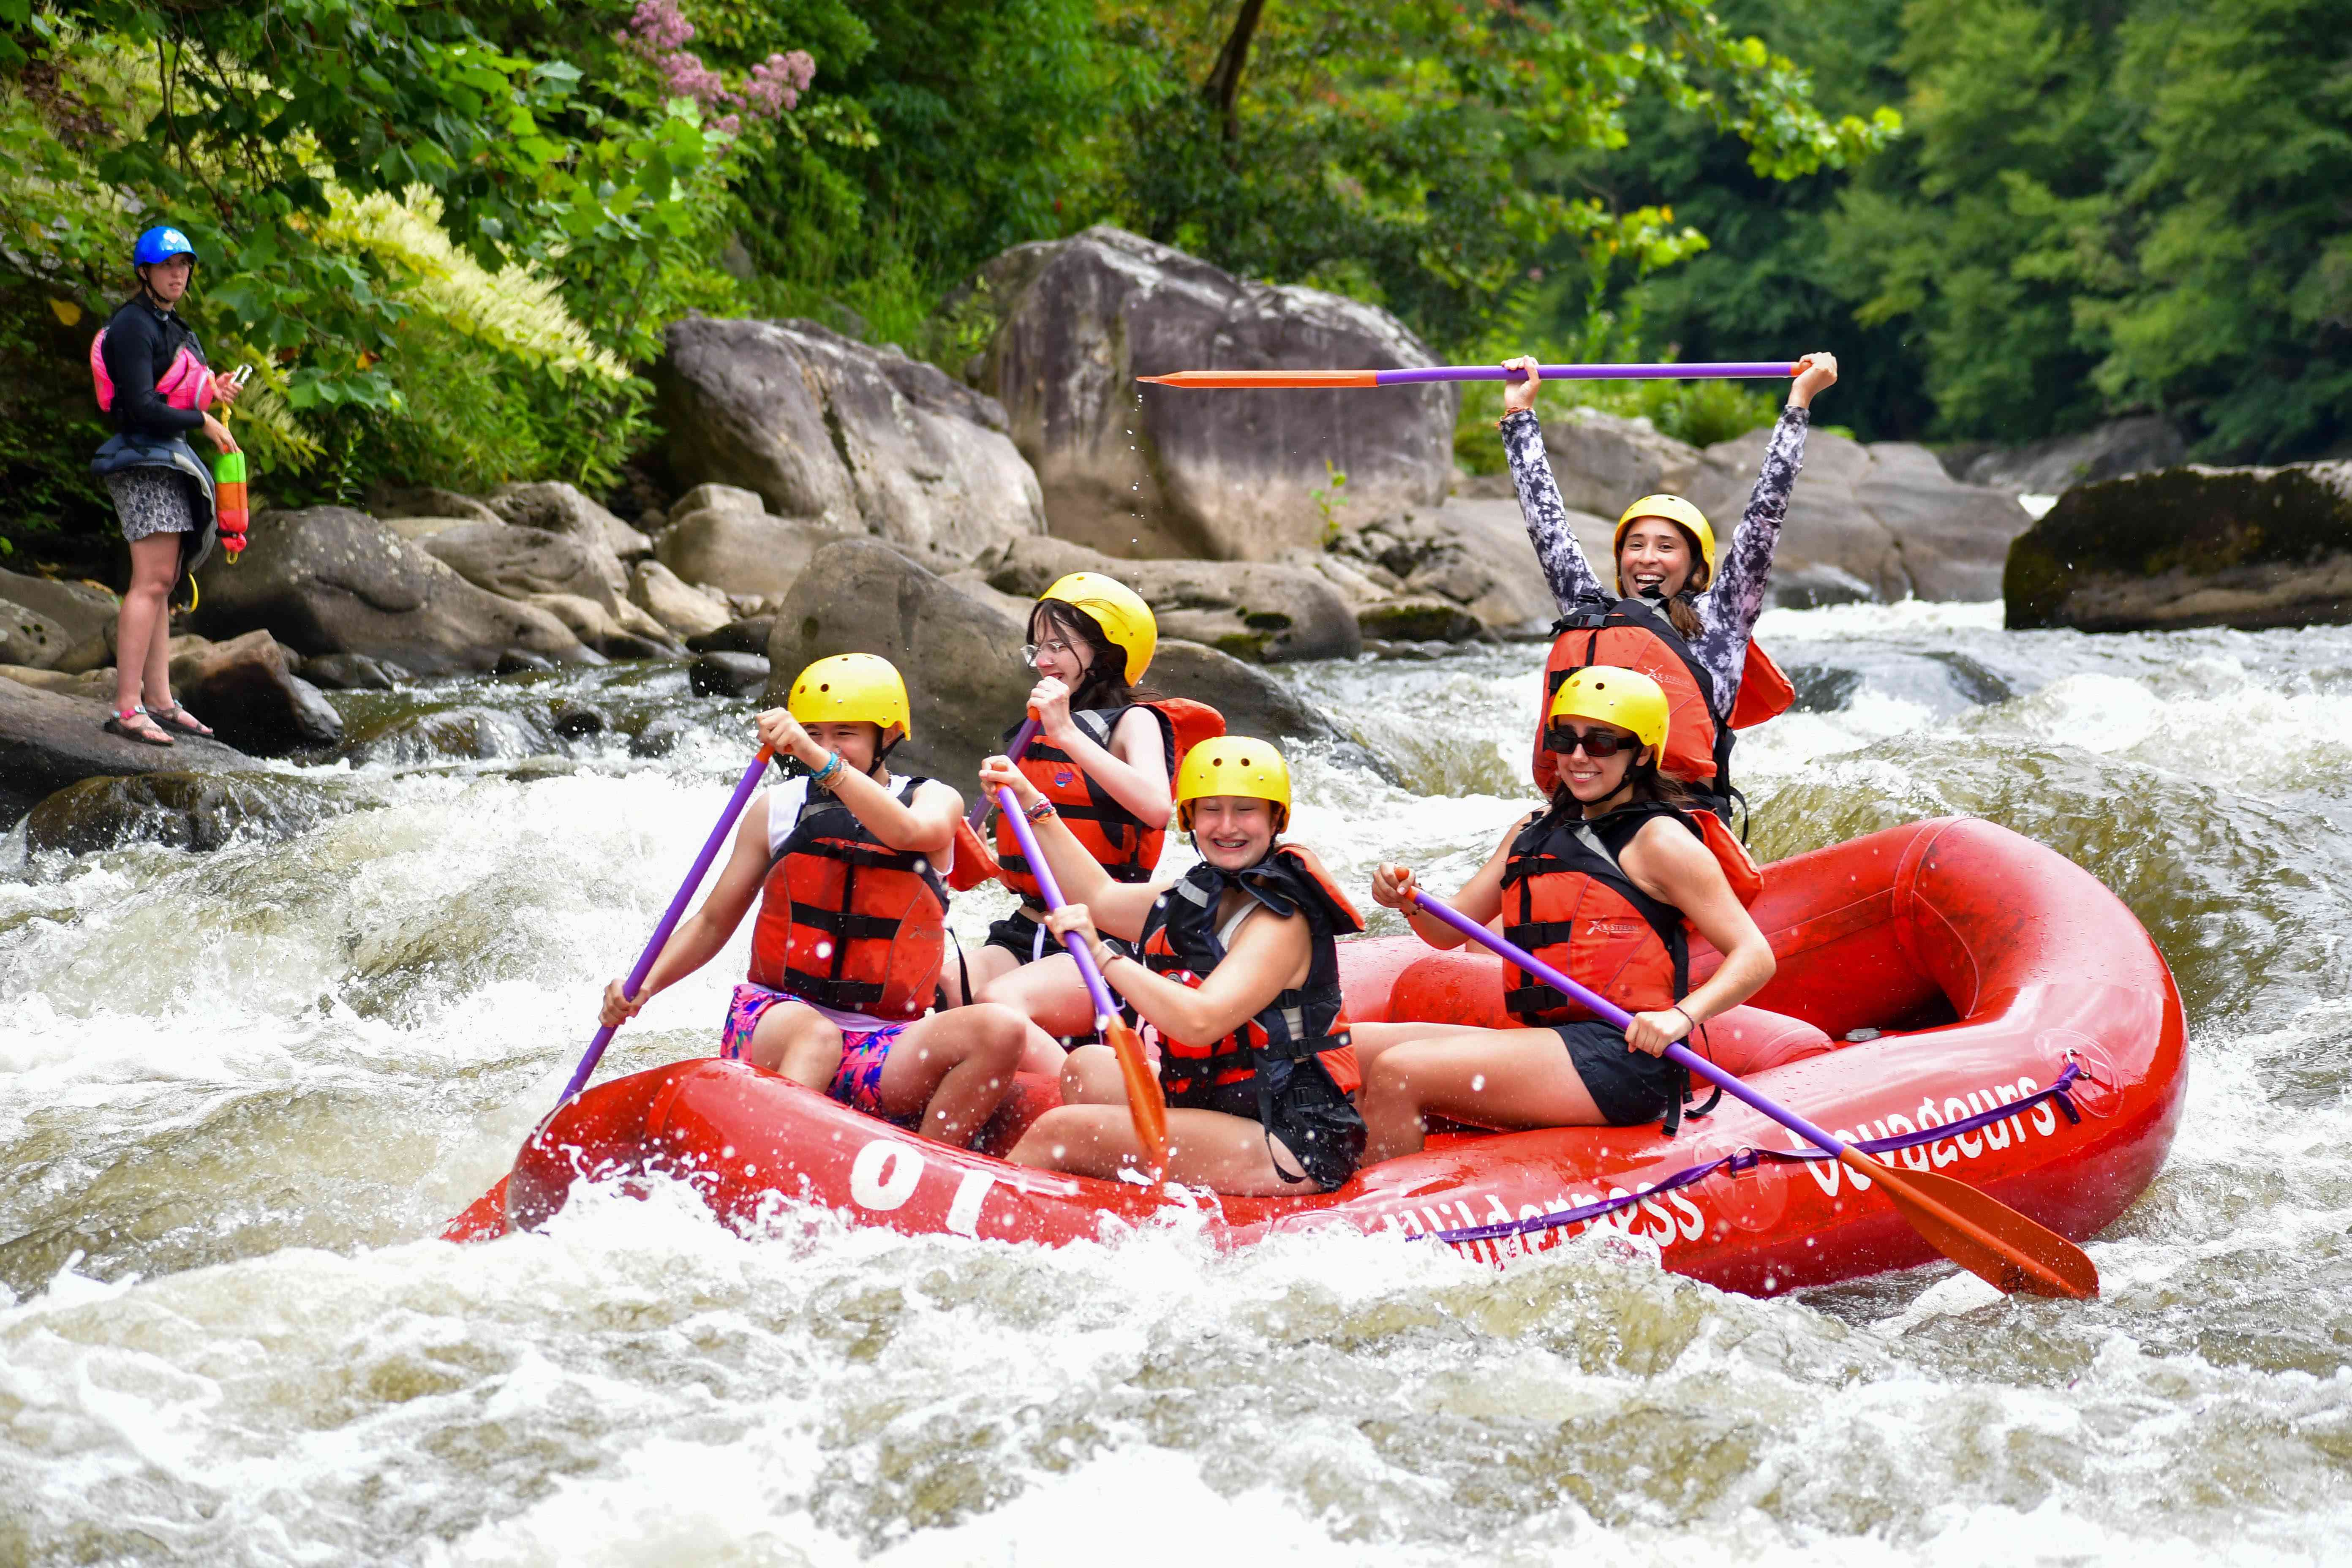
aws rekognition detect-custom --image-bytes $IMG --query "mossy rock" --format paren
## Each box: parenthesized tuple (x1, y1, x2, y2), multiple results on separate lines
(2005, 461, 2352, 631)
(1356, 598, 1485, 643)
(25, 772, 342, 855)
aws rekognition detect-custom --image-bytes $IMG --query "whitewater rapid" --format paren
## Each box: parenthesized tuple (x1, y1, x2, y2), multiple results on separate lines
(3, 600, 2349, 1564)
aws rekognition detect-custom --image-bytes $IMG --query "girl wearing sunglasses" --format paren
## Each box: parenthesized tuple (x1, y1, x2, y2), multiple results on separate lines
(1351, 668, 1775, 1160)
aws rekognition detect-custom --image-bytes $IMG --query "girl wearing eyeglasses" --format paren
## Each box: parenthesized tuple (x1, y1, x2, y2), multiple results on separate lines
(961, 573, 1222, 1035)
(1350, 667, 1775, 1162)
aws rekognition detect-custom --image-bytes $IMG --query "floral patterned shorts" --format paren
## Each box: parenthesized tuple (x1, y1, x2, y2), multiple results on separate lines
(721, 983, 920, 1128)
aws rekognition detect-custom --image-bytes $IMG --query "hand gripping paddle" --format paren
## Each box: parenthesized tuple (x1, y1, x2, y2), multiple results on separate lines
(998, 783, 1171, 1178)
(1407, 889, 2098, 1299)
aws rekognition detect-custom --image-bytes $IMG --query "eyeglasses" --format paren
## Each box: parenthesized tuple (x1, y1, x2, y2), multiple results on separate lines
(1021, 639, 1078, 667)
(1544, 724, 1643, 759)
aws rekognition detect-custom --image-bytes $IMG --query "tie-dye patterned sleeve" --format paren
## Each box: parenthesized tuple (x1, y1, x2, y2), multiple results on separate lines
(1693, 403, 1809, 713)
(1500, 408, 1606, 612)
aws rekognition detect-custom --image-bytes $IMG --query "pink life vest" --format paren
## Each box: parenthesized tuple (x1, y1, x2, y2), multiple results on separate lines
(90, 331, 215, 416)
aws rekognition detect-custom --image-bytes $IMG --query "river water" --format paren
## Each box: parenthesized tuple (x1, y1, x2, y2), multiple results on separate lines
(3, 600, 2349, 1565)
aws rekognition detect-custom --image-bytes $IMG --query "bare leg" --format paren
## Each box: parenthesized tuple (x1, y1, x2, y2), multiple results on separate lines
(1008, 1105, 1315, 1196)
(977, 950, 1099, 1038)
(871, 1003, 1026, 1146)
(743, 1000, 845, 1088)
(113, 533, 180, 725)
(961, 942, 1024, 996)
(1357, 1026, 1609, 1165)
(1347, 1021, 1465, 1079)
(1056, 1043, 1130, 1105)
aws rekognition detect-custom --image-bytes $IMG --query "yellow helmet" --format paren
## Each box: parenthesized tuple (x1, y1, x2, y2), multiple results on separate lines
(1548, 667, 1669, 756)
(1175, 736, 1292, 833)
(1614, 494, 1717, 583)
(1040, 571, 1158, 684)
(787, 653, 911, 740)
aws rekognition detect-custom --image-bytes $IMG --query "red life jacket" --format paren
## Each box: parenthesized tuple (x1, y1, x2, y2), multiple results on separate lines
(1499, 799, 1761, 1029)
(993, 699, 1224, 902)
(1138, 843, 1364, 1110)
(1529, 598, 1794, 811)
(746, 776, 949, 1022)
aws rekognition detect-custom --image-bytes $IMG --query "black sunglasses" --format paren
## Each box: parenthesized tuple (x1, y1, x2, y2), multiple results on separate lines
(1545, 724, 1644, 759)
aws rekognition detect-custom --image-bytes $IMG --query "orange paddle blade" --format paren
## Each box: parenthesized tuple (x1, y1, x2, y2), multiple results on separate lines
(1105, 1021, 1169, 1177)
(1136, 369, 1381, 389)
(1841, 1150, 2099, 1299)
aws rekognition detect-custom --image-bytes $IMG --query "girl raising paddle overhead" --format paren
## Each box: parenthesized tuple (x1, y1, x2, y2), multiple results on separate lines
(1353, 669, 1776, 1163)
(596, 655, 1028, 1147)
(978, 738, 1365, 1195)
(1500, 352, 1839, 820)
(962, 572, 1221, 1031)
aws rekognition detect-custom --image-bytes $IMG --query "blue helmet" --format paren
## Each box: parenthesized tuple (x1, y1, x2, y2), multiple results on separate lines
(133, 226, 197, 267)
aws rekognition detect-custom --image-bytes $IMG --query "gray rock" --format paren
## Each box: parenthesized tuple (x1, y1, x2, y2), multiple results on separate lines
(0, 663, 89, 695)
(419, 518, 681, 658)
(686, 617, 776, 656)
(166, 629, 344, 754)
(982, 536, 1361, 662)
(187, 506, 601, 676)
(955, 226, 1454, 562)
(655, 507, 845, 599)
(341, 703, 564, 764)
(1771, 562, 1877, 610)
(1682, 427, 2034, 602)
(629, 560, 735, 638)
(1354, 597, 1486, 643)
(764, 539, 1352, 787)
(655, 315, 1046, 569)
(1948, 415, 2186, 494)
(689, 651, 772, 697)
(2006, 461, 2352, 632)
(0, 680, 257, 820)
(1326, 496, 1561, 634)
(667, 482, 766, 520)
(1541, 409, 1701, 519)
(300, 652, 404, 691)
(490, 481, 655, 562)
(380, 515, 480, 544)
(0, 597, 70, 670)
(0, 567, 117, 651)
(24, 770, 340, 855)
(369, 485, 501, 524)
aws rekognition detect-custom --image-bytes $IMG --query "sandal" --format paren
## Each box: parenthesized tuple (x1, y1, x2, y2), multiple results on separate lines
(103, 708, 176, 748)
(147, 702, 215, 738)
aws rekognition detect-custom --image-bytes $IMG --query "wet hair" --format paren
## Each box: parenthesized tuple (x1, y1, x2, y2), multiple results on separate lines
(1617, 522, 1710, 641)
(1029, 600, 1166, 712)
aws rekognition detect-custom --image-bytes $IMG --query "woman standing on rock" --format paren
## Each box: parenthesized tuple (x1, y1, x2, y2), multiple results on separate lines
(962, 573, 1221, 1034)
(1500, 352, 1838, 819)
(88, 226, 242, 746)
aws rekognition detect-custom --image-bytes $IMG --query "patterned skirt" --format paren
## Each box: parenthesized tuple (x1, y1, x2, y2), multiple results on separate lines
(104, 466, 196, 543)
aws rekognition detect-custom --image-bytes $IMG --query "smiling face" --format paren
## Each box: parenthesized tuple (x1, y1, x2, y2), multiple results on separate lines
(140, 254, 193, 306)
(1552, 719, 1646, 806)
(1187, 796, 1277, 869)
(1027, 604, 1097, 690)
(806, 720, 885, 774)
(1617, 517, 1701, 600)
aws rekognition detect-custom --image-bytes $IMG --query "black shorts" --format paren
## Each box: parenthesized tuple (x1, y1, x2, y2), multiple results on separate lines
(1552, 1020, 1680, 1126)
(985, 907, 1135, 966)
(1170, 1053, 1366, 1192)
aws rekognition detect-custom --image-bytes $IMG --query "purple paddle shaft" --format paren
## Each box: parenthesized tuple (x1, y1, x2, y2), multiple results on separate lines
(997, 786, 1122, 1026)
(553, 746, 774, 1108)
(1377, 361, 1794, 385)
(1407, 889, 1848, 1157)
(966, 717, 1039, 826)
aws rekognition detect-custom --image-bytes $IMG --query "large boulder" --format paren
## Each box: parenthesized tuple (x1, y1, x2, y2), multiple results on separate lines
(983, 536, 1361, 662)
(417, 519, 680, 658)
(1541, 410, 1701, 519)
(0, 567, 117, 659)
(956, 226, 1455, 562)
(490, 480, 655, 563)
(1946, 415, 2187, 495)
(0, 596, 71, 669)
(166, 630, 343, 754)
(654, 505, 846, 599)
(369, 484, 501, 524)
(1682, 426, 2034, 602)
(629, 561, 735, 639)
(655, 316, 1046, 569)
(763, 539, 1350, 787)
(2005, 461, 2352, 632)
(188, 506, 602, 676)
(0, 679, 257, 820)
(1323, 496, 1563, 635)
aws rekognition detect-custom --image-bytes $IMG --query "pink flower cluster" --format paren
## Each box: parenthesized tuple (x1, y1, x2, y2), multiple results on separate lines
(621, 0, 814, 134)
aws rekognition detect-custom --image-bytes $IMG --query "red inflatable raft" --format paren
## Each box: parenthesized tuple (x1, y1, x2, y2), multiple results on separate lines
(447, 818, 2186, 1295)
